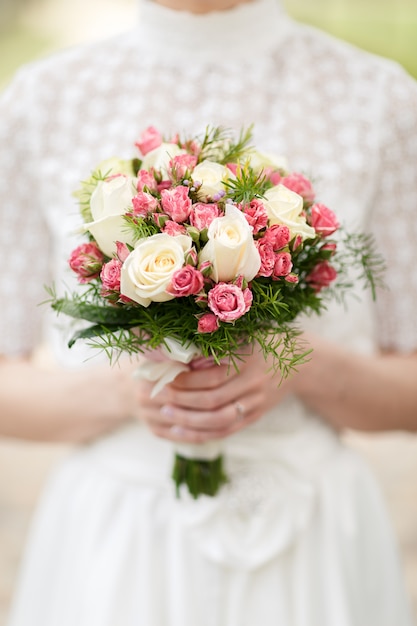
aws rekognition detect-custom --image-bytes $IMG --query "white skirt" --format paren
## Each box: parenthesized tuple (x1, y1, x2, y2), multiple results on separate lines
(7, 402, 415, 626)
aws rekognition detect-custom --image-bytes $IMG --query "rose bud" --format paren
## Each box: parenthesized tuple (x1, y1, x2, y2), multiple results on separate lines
(197, 312, 220, 334)
(320, 242, 337, 259)
(136, 169, 158, 193)
(116, 241, 130, 263)
(255, 239, 275, 278)
(69, 242, 104, 283)
(285, 273, 299, 284)
(273, 252, 293, 277)
(100, 259, 122, 295)
(135, 126, 163, 156)
(306, 261, 337, 291)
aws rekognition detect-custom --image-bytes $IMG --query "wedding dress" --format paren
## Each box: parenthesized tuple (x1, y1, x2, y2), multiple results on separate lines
(1, 0, 417, 624)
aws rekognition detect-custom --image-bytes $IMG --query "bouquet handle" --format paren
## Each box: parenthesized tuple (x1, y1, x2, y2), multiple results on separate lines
(134, 339, 227, 498)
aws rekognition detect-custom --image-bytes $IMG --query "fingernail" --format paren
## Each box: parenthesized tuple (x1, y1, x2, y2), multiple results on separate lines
(161, 404, 174, 418)
(170, 425, 185, 437)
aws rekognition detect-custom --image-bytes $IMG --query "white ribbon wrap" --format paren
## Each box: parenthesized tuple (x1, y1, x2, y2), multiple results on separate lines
(134, 337, 222, 461)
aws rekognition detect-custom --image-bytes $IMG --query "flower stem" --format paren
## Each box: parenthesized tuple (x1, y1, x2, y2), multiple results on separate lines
(171, 453, 228, 499)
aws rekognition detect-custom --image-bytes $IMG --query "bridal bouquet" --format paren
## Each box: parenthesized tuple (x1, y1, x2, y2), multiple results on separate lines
(49, 126, 381, 498)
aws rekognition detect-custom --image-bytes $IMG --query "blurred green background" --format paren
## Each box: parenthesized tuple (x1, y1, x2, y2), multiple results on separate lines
(0, 0, 416, 86)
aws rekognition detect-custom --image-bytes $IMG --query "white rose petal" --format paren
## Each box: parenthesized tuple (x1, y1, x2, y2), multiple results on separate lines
(95, 157, 135, 178)
(121, 233, 192, 307)
(199, 205, 261, 282)
(192, 160, 233, 201)
(248, 149, 288, 173)
(141, 143, 186, 176)
(90, 175, 137, 222)
(84, 175, 138, 256)
(264, 184, 316, 241)
(86, 215, 135, 259)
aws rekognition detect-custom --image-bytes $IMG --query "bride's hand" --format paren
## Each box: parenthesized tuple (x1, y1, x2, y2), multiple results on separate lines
(135, 349, 297, 443)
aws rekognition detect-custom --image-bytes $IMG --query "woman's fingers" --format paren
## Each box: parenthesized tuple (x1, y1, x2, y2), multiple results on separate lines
(172, 362, 239, 391)
(156, 361, 262, 412)
(144, 391, 263, 442)
(133, 349, 293, 443)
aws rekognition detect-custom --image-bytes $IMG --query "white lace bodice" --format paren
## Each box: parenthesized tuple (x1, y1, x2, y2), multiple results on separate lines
(1, 0, 417, 358)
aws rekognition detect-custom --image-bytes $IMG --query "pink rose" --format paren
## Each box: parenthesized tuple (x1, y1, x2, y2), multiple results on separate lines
(166, 265, 204, 297)
(281, 173, 315, 204)
(263, 224, 290, 250)
(100, 258, 122, 294)
(197, 312, 220, 334)
(169, 154, 198, 180)
(273, 252, 293, 277)
(163, 220, 187, 236)
(190, 202, 221, 231)
(69, 242, 104, 283)
(264, 167, 282, 186)
(132, 191, 159, 216)
(136, 169, 158, 193)
(309, 203, 339, 237)
(306, 260, 337, 291)
(160, 185, 192, 223)
(255, 239, 275, 277)
(242, 198, 269, 234)
(208, 282, 253, 322)
(135, 126, 162, 156)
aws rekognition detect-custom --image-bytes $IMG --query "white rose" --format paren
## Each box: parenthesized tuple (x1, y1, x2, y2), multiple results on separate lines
(96, 157, 135, 177)
(248, 149, 288, 173)
(199, 205, 261, 282)
(192, 160, 233, 201)
(84, 175, 138, 257)
(120, 233, 192, 307)
(141, 143, 186, 176)
(264, 184, 316, 241)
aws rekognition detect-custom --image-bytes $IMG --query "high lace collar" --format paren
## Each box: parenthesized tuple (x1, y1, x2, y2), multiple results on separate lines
(137, 0, 293, 64)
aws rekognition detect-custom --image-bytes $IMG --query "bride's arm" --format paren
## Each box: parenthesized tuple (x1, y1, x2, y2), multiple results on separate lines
(0, 355, 136, 443)
(293, 335, 417, 433)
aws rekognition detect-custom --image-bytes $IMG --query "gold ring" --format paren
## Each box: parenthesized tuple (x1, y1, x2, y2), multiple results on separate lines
(234, 401, 245, 421)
